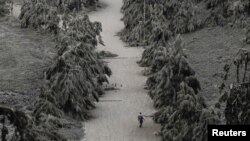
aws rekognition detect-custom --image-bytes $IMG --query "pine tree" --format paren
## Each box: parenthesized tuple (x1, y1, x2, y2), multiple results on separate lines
(120, 0, 205, 47)
(33, 14, 111, 120)
(147, 35, 220, 141)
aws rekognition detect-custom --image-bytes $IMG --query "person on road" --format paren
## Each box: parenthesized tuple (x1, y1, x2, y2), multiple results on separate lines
(138, 112, 144, 128)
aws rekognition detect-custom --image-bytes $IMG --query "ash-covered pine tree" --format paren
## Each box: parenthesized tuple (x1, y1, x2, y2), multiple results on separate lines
(120, 0, 205, 47)
(33, 13, 111, 120)
(146, 35, 221, 141)
(206, 0, 250, 26)
(19, 0, 60, 32)
(19, 0, 100, 32)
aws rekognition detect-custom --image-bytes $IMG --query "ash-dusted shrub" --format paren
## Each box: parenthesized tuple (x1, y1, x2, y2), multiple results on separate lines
(19, 0, 60, 33)
(206, 0, 250, 26)
(19, 0, 100, 33)
(138, 45, 164, 67)
(97, 50, 118, 58)
(145, 35, 220, 141)
(67, 0, 99, 11)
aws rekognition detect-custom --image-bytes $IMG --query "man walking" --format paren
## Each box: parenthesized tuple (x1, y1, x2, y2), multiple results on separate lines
(138, 112, 144, 128)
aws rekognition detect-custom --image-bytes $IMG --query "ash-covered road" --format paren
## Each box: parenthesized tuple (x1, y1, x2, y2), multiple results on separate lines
(83, 0, 160, 141)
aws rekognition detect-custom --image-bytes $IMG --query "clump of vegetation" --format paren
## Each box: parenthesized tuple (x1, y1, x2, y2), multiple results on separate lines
(67, 0, 99, 11)
(145, 35, 220, 141)
(97, 50, 118, 58)
(219, 48, 250, 124)
(119, 0, 205, 46)
(0, 0, 9, 16)
(39, 17, 111, 119)
(205, 0, 229, 25)
(34, 14, 111, 121)
(0, 106, 66, 141)
(19, 0, 60, 33)
(18, 0, 110, 121)
(19, 0, 100, 33)
(205, 0, 250, 26)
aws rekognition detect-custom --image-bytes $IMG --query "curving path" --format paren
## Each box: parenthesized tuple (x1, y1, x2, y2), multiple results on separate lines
(83, 0, 160, 141)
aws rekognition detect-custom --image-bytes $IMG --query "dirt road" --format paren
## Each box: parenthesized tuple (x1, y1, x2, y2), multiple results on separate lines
(83, 0, 160, 141)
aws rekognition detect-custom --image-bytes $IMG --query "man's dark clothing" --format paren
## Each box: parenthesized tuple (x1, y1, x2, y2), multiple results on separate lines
(138, 115, 144, 128)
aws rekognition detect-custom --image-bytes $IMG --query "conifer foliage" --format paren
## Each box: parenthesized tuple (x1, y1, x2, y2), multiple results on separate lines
(36, 14, 111, 120)
(204, 0, 250, 40)
(146, 35, 220, 141)
(119, 0, 205, 46)
(19, 0, 60, 32)
(19, 0, 100, 32)
(0, 106, 66, 141)
(18, 0, 109, 122)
